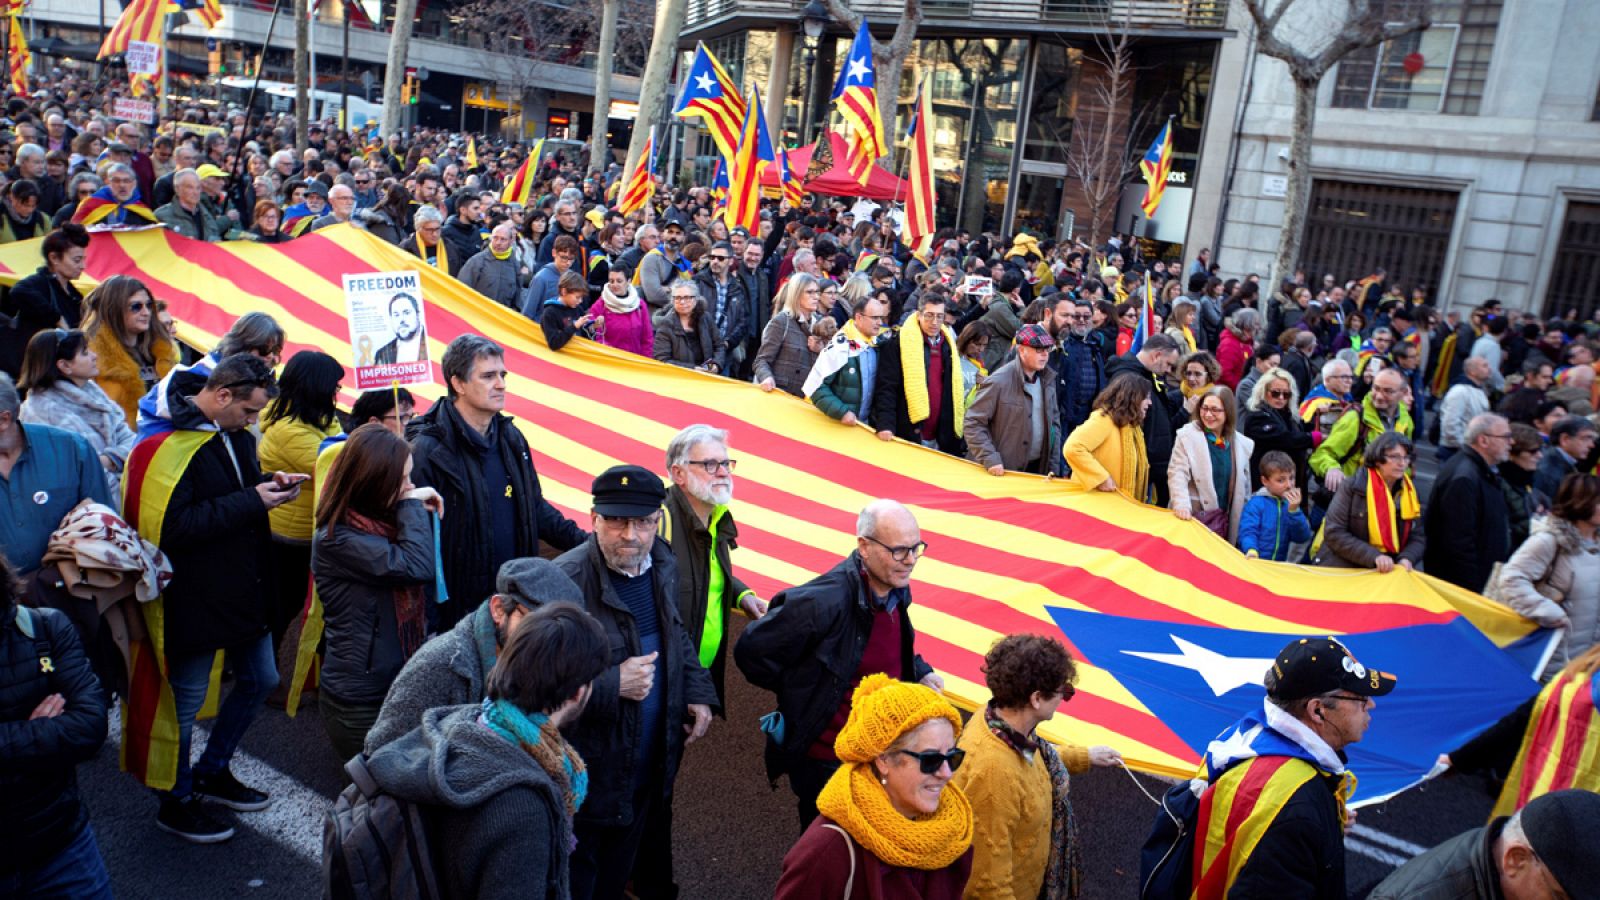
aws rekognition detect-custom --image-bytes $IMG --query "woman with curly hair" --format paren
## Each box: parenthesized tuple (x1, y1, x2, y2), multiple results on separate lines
(1062, 373, 1154, 501)
(953, 634, 1123, 899)
(83, 274, 179, 427)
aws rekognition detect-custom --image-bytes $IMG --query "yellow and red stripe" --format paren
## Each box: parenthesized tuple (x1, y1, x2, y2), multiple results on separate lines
(0, 225, 1542, 779)
(499, 140, 542, 207)
(1493, 668, 1600, 816)
(675, 43, 747, 165)
(99, 0, 165, 59)
(1192, 755, 1320, 898)
(618, 129, 656, 216)
(7, 16, 28, 97)
(905, 78, 935, 246)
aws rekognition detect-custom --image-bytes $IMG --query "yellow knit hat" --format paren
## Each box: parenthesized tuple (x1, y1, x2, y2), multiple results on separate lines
(833, 673, 963, 763)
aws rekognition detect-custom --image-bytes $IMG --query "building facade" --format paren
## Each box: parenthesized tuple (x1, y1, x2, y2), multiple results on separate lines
(682, 0, 1234, 249)
(1201, 0, 1600, 317)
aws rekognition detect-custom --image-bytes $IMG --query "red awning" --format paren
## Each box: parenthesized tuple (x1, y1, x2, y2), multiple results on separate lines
(761, 131, 909, 202)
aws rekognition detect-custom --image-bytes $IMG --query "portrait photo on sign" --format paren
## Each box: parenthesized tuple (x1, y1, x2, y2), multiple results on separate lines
(343, 271, 434, 390)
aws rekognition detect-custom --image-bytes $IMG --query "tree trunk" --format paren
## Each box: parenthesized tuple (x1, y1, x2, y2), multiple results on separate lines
(380, 0, 419, 140)
(590, 0, 620, 173)
(623, 0, 686, 190)
(294, 0, 310, 151)
(875, 50, 906, 169)
(1273, 74, 1318, 287)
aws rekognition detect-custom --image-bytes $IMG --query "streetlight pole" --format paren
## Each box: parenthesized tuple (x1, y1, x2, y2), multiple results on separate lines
(798, 0, 828, 145)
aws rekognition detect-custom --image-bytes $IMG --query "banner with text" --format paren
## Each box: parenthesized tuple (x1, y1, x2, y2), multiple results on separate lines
(343, 270, 433, 390)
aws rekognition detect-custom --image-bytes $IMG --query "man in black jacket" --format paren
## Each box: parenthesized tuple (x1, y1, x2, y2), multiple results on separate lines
(439, 189, 486, 266)
(1105, 333, 1185, 505)
(734, 239, 772, 379)
(871, 293, 966, 456)
(1051, 295, 1107, 471)
(735, 499, 941, 830)
(1, 556, 112, 897)
(694, 242, 749, 372)
(555, 465, 717, 900)
(1424, 413, 1512, 593)
(144, 354, 299, 843)
(409, 335, 586, 631)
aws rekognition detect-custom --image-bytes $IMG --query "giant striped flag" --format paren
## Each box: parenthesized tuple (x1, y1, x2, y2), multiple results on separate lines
(1140, 118, 1174, 218)
(7, 16, 28, 98)
(725, 89, 774, 232)
(617, 126, 657, 216)
(99, 0, 166, 58)
(499, 139, 542, 206)
(673, 42, 747, 165)
(0, 226, 1550, 804)
(831, 20, 886, 187)
(904, 76, 935, 247)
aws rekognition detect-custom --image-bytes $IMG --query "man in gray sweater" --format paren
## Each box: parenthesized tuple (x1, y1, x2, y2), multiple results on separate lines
(457, 223, 529, 309)
(362, 557, 582, 753)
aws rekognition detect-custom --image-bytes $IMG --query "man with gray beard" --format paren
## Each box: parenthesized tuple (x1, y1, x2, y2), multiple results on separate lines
(659, 425, 767, 712)
(555, 464, 717, 900)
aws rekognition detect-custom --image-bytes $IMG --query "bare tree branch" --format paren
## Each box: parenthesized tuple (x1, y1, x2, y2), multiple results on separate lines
(821, 0, 922, 167)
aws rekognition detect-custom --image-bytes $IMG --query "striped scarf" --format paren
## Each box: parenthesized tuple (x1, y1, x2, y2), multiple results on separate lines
(480, 698, 589, 819)
(1364, 468, 1420, 555)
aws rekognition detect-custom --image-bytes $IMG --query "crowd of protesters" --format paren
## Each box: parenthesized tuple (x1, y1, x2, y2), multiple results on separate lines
(2, 73, 1600, 900)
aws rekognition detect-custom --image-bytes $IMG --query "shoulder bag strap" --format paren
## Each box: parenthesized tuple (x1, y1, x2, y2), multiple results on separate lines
(820, 823, 856, 899)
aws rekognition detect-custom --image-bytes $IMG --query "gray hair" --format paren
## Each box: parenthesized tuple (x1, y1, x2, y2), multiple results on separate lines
(554, 200, 575, 216)
(440, 334, 503, 399)
(173, 167, 200, 188)
(1465, 413, 1508, 446)
(104, 162, 135, 181)
(0, 372, 17, 418)
(1228, 308, 1261, 332)
(634, 224, 658, 246)
(840, 273, 873, 306)
(216, 312, 286, 357)
(67, 172, 102, 197)
(1246, 367, 1299, 412)
(413, 204, 444, 227)
(558, 187, 584, 208)
(856, 498, 914, 539)
(666, 424, 729, 471)
(15, 143, 43, 164)
(792, 249, 816, 271)
(1320, 358, 1352, 381)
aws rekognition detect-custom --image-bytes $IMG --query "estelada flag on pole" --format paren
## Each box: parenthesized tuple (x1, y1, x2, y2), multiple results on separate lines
(617, 126, 657, 216)
(904, 76, 935, 247)
(725, 89, 774, 232)
(777, 144, 802, 207)
(499, 139, 543, 206)
(1140, 118, 1174, 217)
(831, 20, 886, 187)
(99, 0, 164, 58)
(673, 42, 747, 165)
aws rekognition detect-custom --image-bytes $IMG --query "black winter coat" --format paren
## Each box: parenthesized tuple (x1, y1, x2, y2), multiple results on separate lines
(1423, 448, 1511, 593)
(871, 330, 965, 456)
(311, 500, 436, 706)
(408, 400, 586, 631)
(1051, 333, 1106, 439)
(734, 553, 932, 775)
(554, 537, 718, 827)
(0, 604, 106, 875)
(735, 263, 772, 351)
(694, 269, 749, 348)
(1240, 404, 1315, 490)
(440, 216, 484, 269)
(160, 430, 275, 655)
(1, 267, 84, 376)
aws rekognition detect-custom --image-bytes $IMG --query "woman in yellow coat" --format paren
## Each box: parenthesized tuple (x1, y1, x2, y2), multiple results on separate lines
(82, 275, 180, 428)
(1062, 373, 1153, 502)
(257, 350, 345, 656)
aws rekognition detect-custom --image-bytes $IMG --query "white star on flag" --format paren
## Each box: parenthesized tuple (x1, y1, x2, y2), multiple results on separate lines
(1205, 723, 1263, 770)
(694, 72, 716, 94)
(847, 55, 872, 83)
(1123, 636, 1275, 697)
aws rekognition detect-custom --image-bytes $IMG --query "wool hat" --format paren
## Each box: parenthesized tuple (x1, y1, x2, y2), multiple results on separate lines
(495, 557, 583, 610)
(833, 673, 962, 763)
(1521, 789, 1600, 900)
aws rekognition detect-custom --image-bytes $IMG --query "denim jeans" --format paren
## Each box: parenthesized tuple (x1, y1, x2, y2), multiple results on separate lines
(166, 631, 279, 799)
(0, 823, 115, 899)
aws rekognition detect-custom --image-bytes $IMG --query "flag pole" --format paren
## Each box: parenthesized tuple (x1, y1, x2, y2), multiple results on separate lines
(157, 12, 170, 121)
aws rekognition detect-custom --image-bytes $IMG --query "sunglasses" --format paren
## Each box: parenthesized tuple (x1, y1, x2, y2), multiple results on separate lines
(1268, 390, 1292, 399)
(897, 748, 965, 775)
(128, 301, 151, 312)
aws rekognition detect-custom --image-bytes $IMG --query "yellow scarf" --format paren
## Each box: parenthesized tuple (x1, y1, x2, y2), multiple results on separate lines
(1181, 324, 1197, 354)
(816, 763, 973, 870)
(899, 324, 965, 437)
(1364, 469, 1420, 554)
(490, 244, 513, 261)
(841, 319, 871, 347)
(420, 238, 449, 272)
(1120, 422, 1150, 503)
(1181, 380, 1214, 401)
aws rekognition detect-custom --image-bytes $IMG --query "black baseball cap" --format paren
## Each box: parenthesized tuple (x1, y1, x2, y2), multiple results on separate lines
(591, 464, 666, 517)
(1522, 789, 1600, 900)
(1266, 637, 1396, 702)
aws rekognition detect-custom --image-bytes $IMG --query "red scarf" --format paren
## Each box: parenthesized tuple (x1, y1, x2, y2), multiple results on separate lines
(346, 510, 427, 658)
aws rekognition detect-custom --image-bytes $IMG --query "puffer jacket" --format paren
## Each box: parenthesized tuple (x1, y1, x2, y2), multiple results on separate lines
(0, 603, 107, 875)
(1495, 514, 1600, 677)
(311, 500, 436, 706)
(363, 601, 497, 753)
(1367, 820, 1503, 900)
(752, 310, 819, 397)
(734, 552, 933, 775)
(553, 537, 718, 827)
(258, 412, 341, 543)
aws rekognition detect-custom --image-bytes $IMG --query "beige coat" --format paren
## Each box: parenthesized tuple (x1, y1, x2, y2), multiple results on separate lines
(1168, 422, 1255, 543)
(1496, 515, 1600, 678)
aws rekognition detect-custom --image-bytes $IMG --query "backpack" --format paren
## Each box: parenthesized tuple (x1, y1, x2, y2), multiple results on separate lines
(323, 755, 442, 900)
(1138, 777, 1202, 900)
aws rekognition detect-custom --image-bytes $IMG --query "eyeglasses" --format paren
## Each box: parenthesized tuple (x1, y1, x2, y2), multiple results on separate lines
(863, 534, 928, 563)
(919, 312, 946, 322)
(683, 458, 736, 474)
(896, 748, 965, 775)
(1268, 390, 1292, 399)
(708, 255, 731, 262)
(1320, 693, 1370, 706)
(383, 411, 417, 425)
(1382, 453, 1413, 464)
(128, 301, 150, 312)
(596, 512, 661, 531)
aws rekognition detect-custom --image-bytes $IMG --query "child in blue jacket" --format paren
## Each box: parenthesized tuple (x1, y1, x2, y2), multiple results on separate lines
(1237, 450, 1312, 561)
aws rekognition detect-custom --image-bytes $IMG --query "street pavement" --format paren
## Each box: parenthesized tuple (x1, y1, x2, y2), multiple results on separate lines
(82, 614, 1502, 900)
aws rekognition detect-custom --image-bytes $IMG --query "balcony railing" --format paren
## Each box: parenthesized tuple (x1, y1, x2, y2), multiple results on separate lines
(686, 0, 1229, 30)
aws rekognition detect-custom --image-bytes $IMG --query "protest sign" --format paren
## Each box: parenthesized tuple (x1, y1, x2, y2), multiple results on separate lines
(343, 270, 433, 390)
(114, 97, 156, 124)
(125, 41, 160, 75)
